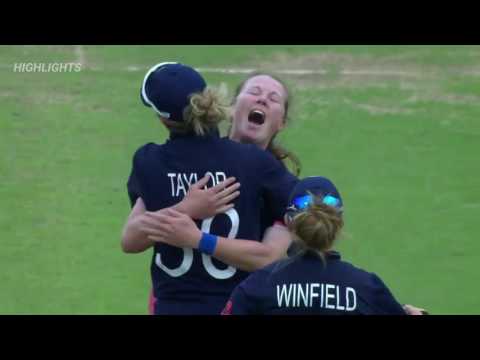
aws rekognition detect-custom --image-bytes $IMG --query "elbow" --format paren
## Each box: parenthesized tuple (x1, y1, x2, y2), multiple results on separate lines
(121, 233, 151, 254)
(254, 244, 287, 270)
(241, 259, 274, 273)
(244, 248, 279, 272)
(121, 235, 138, 254)
(253, 257, 276, 271)
(241, 263, 260, 273)
(121, 243, 142, 254)
(121, 240, 132, 253)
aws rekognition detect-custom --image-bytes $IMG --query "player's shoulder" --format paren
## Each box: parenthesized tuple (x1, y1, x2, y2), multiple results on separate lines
(134, 142, 162, 155)
(335, 259, 386, 289)
(255, 255, 301, 283)
(236, 265, 274, 300)
(132, 142, 163, 164)
(215, 138, 277, 170)
(239, 262, 276, 288)
(219, 137, 272, 156)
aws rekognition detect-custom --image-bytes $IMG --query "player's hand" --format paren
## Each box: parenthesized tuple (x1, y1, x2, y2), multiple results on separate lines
(403, 304, 429, 315)
(175, 175, 241, 219)
(141, 208, 202, 249)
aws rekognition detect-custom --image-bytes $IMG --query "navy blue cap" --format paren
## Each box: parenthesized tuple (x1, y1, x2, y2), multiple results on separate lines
(287, 176, 343, 213)
(141, 62, 207, 122)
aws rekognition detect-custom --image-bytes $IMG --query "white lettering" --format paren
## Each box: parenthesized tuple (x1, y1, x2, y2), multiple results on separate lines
(168, 172, 227, 198)
(277, 284, 294, 307)
(185, 173, 198, 188)
(292, 284, 297, 307)
(176, 174, 186, 197)
(297, 283, 309, 307)
(310, 283, 319, 307)
(346, 287, 357, 311)
(167, 173, 176, 197)
(273, 283, 358, 312)
(325, 284, 335, 309)
(336, 285, 345, 310)
(215, 172, 226, 184)
(155, 248, 193, 278)
(201, 208, 239, 279)
(320, 283, 324, 308)
(204, 171, 215, 188)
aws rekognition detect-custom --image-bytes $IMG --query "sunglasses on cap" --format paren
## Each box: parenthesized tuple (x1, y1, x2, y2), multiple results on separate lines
(286, 193, 342, 221)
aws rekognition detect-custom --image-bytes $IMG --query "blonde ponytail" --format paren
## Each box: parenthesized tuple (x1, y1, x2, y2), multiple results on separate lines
(287, 201, 343, 258)
(183, 87, 228, 136)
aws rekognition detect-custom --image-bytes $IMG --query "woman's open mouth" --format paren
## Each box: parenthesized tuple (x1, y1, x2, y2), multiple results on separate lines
(248, 110, 266, 125)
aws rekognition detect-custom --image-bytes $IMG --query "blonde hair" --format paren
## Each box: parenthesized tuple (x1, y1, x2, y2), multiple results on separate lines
(287, 197, 343, 260)
(163, 87, 228, 136)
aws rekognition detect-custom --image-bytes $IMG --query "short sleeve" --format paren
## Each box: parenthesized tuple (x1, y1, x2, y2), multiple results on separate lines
(126, 146, 146, 208)
(366, 273, 407, 315)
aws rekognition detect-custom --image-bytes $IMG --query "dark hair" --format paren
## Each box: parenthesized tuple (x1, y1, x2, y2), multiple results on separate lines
(231, 72, 301, 176)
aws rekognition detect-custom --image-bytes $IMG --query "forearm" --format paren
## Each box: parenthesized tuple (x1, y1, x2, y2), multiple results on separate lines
(140, 208, 291, 271)
(212, 238, 280, 272)
(121, 214, 154, 253)
(211, 225, 292, 272)
(170, 201, 191, 217)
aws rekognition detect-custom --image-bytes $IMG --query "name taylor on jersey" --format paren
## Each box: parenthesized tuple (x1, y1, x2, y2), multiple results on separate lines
(168, 171, 227, 197)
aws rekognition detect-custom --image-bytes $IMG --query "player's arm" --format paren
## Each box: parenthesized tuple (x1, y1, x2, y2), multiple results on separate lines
(140, 209, 292, 272)
(362, 274, 409, 315)
(403, 304, 429, 315)
(212, 222, 292, 272)
(121, 197, 154, 253)
(122, 176, 240, 253)
(122, 146, 155, 253)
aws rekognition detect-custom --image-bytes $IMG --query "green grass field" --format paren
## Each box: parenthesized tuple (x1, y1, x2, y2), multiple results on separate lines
(1, 45, 479, 314)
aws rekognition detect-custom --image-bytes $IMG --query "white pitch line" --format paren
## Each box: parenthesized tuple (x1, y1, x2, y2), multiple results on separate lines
(124, 66, 421, 77)
(109, 66, 425, 77)
(73, 45, 86, 66)
(341, 69, 424, 78)
(2, 62, 480, 78)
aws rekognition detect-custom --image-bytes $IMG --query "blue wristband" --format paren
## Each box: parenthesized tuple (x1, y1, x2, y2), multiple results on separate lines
(199, 232, 218, 255)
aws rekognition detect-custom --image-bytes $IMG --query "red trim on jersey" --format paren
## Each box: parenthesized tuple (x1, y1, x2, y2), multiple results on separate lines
(221, 300, 233, 315)
(148, 288, 157, 315)
(274, 219, 286, 226)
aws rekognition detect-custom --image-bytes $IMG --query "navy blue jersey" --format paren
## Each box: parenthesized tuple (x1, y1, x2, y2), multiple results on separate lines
(223, 251, 406, 315)
(259, 160, 295, 237)
(127, 132, 298, 314)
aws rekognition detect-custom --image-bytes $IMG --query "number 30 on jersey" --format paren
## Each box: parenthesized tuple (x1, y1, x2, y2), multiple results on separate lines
(155, 208, 239, 279)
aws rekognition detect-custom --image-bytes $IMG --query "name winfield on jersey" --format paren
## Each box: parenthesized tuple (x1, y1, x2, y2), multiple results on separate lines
(224, 251, 406, 315)
(276, 283, 357, 311)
